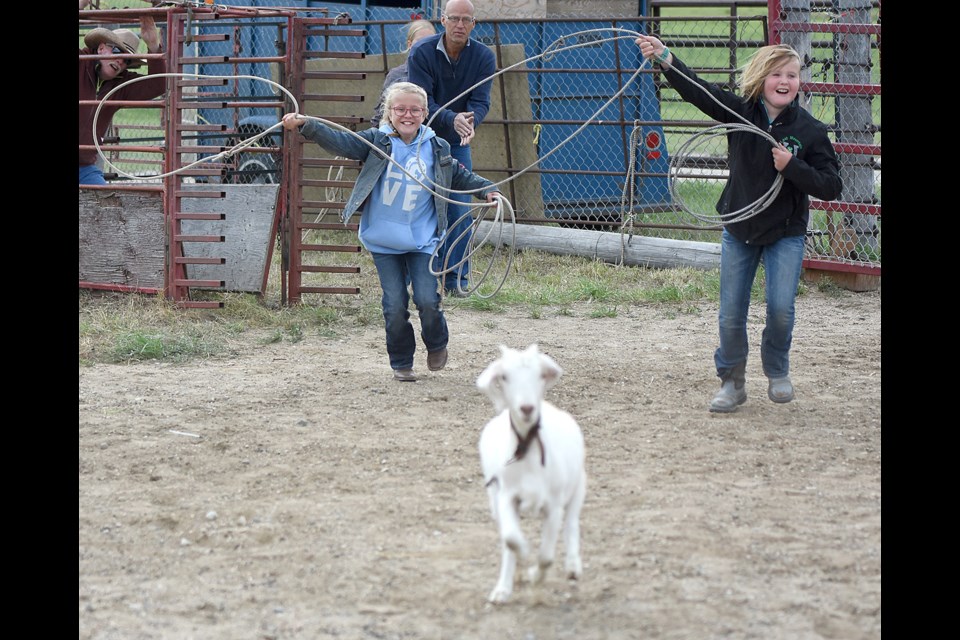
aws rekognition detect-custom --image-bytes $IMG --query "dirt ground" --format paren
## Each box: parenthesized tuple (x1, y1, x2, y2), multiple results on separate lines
(78, 288, 881, 640)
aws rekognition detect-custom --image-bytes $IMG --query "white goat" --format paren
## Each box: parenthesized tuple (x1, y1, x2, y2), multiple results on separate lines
(476, 344, 587, 604)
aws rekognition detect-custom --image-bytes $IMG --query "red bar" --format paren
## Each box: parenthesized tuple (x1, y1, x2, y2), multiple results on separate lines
(79, 281, 162, 295)
(298, 287, 362, 294)
(175, 146, 229, 153)
(174, 191, 225, 198)
(79, 144, 163, 153)
(225, 57, 287, 64)
(78, 53, 165, 63)
(179, 56, 230, 64)
(176, 123, 227, 131)
(175, 102, 227, 110)
(175, 257, 226, 265)
(802, 82, 881, 97)
(833, 142, 881, 156)
(802, 259, 881, 276)
(173, 279, 225, 288)
(177, 34, 230, 42)
(300, 244, 361, 253)
(175, 235, 225, 243)
(811, 200, 880, 216)
(79, 183, 163, 193)
(776, 21, 880, 35)
(176, 79, 228, 88)
(302, 95, 364, 102)
(300, 265, 361, 273)
(174, 212, 226, 221)
(78, 100, 163, 108)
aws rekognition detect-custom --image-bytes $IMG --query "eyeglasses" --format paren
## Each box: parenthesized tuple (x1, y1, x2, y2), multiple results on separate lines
(391, 106, 425, 116)
(442, 14, 475, 25)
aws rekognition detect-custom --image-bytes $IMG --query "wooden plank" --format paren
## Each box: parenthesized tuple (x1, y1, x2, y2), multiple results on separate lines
(179, 184, 280, 293)
(475, 221, 721, 270)
(802, 268, 881, 292)
(79, 190, 165, 290)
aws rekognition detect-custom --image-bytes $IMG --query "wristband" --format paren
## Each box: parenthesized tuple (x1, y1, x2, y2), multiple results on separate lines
(654, 46, 670, 66)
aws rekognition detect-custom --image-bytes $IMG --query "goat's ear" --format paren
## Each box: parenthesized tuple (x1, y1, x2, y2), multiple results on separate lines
(539, 352, 563, 389)
(476, 358, 502, 394)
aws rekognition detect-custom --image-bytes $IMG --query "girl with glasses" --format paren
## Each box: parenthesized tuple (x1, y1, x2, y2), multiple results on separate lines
(282, 82, 502, 382)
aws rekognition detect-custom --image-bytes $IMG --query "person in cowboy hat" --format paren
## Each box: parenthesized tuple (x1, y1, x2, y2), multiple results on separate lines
(79, 1, 166, 185)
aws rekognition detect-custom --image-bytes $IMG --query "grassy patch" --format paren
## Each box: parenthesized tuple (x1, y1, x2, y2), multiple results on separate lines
(110, 329, 221, 363)
(80, 227, 850, 365)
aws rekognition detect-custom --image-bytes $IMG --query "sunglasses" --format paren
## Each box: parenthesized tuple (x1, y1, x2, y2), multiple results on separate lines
(109, 45, 134, 66)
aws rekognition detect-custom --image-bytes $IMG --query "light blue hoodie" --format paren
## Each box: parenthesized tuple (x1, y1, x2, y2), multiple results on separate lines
(359, 124, 439, 255)
(297, 119, 497, 244)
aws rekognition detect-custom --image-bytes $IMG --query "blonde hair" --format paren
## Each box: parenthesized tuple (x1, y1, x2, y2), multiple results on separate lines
(379, 81, 428, 128)
(405, 19, 435, 50)
(738, 44, 802, 101)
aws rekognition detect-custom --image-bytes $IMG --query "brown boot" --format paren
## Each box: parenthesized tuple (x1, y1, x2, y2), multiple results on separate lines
(427, 348, 448, 371)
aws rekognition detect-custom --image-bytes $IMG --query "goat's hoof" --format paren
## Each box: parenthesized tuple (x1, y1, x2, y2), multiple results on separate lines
(488, 587, 511, 604)
(565, 557, 582, 580)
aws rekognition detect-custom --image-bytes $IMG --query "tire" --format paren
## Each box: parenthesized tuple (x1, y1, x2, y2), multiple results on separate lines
(229, 126, 281, 185)
(235, 153, 278, 185)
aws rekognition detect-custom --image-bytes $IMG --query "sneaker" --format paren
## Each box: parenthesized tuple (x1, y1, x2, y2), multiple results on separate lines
(767, 376, 794, 403)
(445, 289, 470, 298)
(427, 348, 448, 371)
(709, 379, 747, 413)
(393, 368, 417, 382)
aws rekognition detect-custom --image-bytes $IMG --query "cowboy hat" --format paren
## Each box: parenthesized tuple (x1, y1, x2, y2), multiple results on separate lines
(83, 28, 145, 69)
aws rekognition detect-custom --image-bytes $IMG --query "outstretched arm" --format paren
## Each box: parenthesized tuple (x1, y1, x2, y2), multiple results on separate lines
(635, 34, 742, 123)
(283, 113, 374, 162)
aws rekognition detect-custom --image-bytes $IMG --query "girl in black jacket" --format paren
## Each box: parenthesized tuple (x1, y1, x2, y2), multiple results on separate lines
(636, 35, 842, 413)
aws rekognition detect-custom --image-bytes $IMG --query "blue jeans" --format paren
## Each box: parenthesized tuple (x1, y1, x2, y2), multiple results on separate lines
(714, 229, 805, 380)
(79, 164, 107, 185)
(372, 251, 449, 371)
(437, 143, 473, 291)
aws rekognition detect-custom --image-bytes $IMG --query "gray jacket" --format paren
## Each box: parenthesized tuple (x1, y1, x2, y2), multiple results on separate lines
(298, 120, 497, 235)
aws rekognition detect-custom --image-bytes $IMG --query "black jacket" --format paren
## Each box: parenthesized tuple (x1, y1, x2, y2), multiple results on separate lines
(662, 54, 842, 245)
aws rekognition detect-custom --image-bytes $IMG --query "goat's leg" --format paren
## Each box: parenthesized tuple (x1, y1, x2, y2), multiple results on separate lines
(528, 507, 563, 584)
(489, 493, 526, 603)
(562, 472, 587, 579)
(488, 543, 517, 604)
(497, 493, 528, 559)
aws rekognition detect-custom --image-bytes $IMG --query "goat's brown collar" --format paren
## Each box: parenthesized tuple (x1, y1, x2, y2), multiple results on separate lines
(508, 417, 545, 467)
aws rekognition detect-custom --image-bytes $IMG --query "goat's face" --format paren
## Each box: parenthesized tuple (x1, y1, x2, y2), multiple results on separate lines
(476, 344, 563, 433)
